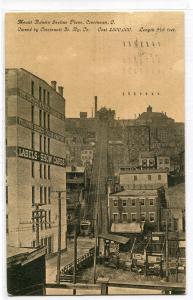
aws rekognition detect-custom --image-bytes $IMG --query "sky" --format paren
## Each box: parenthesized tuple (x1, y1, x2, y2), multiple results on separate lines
(5, 12, 184, 121)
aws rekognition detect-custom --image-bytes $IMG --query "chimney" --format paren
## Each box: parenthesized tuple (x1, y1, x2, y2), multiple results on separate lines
(147, 105, 152, 113)
(51, 80, 57, 90)
(94, 96, 98, 117)
(58, 86, 64, 97)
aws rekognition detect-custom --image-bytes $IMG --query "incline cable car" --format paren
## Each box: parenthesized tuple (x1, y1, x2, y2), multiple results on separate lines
(80, 219, 92, 236)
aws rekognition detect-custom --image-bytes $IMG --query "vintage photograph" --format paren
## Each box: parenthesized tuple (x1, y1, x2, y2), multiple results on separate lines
(5, 12, 185, 295)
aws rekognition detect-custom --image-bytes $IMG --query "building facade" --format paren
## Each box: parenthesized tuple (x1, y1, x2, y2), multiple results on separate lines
(109, 188, 166, 233)
(6, 68, 67, 254)
(119, 169, 168, 190)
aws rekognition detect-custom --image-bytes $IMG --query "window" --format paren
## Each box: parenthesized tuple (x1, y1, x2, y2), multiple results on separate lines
(47, 92, 50, 106)
(32, 240, 36, 247)
(48, 114, 50, 129)
(140, 213, 146, 221)
(48, 187, 51, 204)
(149, 159, 154, 167)
(142, 159, 147, 167)
(173, 218, 178, 231)
(39, 110, 42, 127)
(48, 166, 51, 179)
(131, 199, 136, 206)
(148, 175, 151, 181)
(6, 186, 8, 204)
(40, 186, 43, 204)
(47, 236, 52, 254)
(44, 210, 47, 229)
(165, 158, 169, 164)
(113, 213, 119, 223)
(31, 80, 34, 96)
(44, 165, 47, 179)
(44, 111, 46, 128)
(32, 162, 35, 178)
(32, 186, 35, 206)
(122, 213, 127, 222)
(40, 211, 43, 230)
(158, 174, 161, 180)
(44, 136, 46, 152)
(114, 200, 118, 207)
(48, 138, 50, 154)
(39, 86, 42, 101)
(131, 213, 137, 222)
(149, 212, 155, 222)
(134, 175, 137, 181)
(32, 213, 35, 232)
(149, 199, 154, 206)
(31, 105, 34, 123)
(122, 199, 127, 207)
(44, 187, 47, 204)
(43, 89, 46, 103)
(40, 164, 42, 178)
(31, 132, 35, 149)
(140, 198, 145, 206)
(48, 210, 51, 228)
(40, 135, 42, 152)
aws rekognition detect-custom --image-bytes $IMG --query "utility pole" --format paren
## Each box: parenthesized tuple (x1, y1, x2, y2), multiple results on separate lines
(93, 213, 98, 284)
(32, 203, 45, 248)
(165, 210, 169, 282)
(52, 190, 66, 284)
(93, 136, 103, 284)
(73, 189, 80, 295)
(175, 233, 179, 283)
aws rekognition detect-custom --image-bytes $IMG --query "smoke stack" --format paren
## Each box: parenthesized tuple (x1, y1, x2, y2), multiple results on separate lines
(51, 80, 57, 90)
(58, 86, 64, 96)
(94, 96, 98, 117)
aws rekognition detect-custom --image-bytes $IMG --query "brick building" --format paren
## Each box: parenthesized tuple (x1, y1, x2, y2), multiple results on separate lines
(119, 169, 168, 190)
(6, 68, 67, 254)
(108, 187, 167, 233)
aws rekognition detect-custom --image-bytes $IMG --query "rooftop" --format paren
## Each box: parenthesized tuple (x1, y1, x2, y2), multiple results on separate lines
(119, 169, 168, 174)
(110, 189, 158, 197)
(6, 68, 65, 100)
(7, 246, 46, 266)
(66, 166, 85, 173)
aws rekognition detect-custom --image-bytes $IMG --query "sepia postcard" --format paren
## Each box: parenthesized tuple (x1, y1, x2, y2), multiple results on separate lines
(5, 12, 185, 295)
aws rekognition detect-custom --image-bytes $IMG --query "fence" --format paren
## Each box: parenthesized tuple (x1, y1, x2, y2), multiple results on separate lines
(45, 280, 185, 295)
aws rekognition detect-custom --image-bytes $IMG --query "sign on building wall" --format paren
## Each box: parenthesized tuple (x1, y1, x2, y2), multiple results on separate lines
(7, 146, 67, 167)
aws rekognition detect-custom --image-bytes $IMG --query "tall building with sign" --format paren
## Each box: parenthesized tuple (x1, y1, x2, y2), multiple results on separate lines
(6, 68, 67, 254)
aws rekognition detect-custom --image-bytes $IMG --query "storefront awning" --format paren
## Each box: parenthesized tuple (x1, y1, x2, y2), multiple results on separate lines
(98, 233, 129, 244)
(111, 222, 143, 233)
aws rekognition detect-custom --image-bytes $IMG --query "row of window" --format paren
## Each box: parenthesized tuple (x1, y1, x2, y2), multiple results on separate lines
(32, 162, 51, 179)
(133, 174, 162, 181)
(32, 210, 51, 232)
(112, 212, 155, 223)
(81, 155, 93, 160)
(113, 198, 154, 207)
(82, 150, 93, 154)
(31, 106, 50, 132)
(32, 236, 52, 254)
(31, 131, 50, 153)
(158, 159, 170, 164)
(32, 186, 51, 206)
(31, 81, 50, 106)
